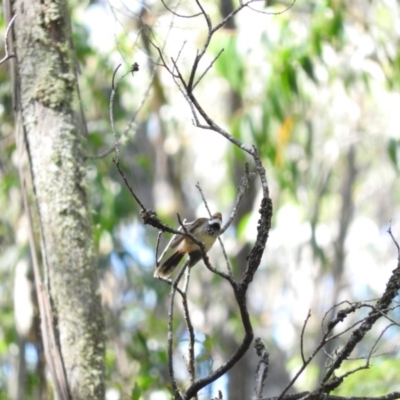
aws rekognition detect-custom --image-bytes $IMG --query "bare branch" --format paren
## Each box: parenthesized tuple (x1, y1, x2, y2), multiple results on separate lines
(161, 0, 202, 18)
(192, 48, 225, 90)
(240, 194, 273, 291)
(253, 338, 269, 400)
(195, 183, 213, 217)
(184, 280, 253, 400)
(189, 92, 254, 153)
(210, 0, 255, 35)
(363, 303, 400, 327)
(167, 262, 189, 400)
(321, 300, 361, 335)
(0, 14, 16, 65)
(220, 163, 256, 234)
(366, 323, 395, 362)
(155, 231, 163, 266)
(113, 159, 146, 211)
(181, 268, 196, 385)
(195, 182, 233, 277)
(247, 0, 297, 16)
(263, 392, 400, 400)
(88, 62, 152, 160)
(388, 223, 400, 258)
(108, 63, 148, 211)
(300, 310, 312, 364)
(110, 63, 136, 162)
(276, 332, 329, 400)
(119, 3, 290, 398)
(171, 57, 189, 90)
(314, 248, 400, 397)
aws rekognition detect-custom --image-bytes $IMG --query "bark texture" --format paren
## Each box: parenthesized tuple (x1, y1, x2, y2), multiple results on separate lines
(11, 0, 105, 398)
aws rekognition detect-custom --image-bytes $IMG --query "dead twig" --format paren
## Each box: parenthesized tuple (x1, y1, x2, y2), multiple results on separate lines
(181, 267, 196, 385)
(108, 62, 147, 211)
(167, 262, 189, 400)
(300, 310, 312, 364)
(253, 338, 269, 400)
(0, 14, 16, 65)
(247, 0, 297, 15)
(161, 0, 202, 18)
(388, 223, 400, 258)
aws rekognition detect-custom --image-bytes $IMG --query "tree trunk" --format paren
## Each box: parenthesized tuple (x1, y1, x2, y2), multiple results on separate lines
(9, 0, 105, 398)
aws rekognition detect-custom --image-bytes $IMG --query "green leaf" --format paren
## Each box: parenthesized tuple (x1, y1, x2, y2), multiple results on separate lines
(300, 55, 317, 83)
(203, 334, 214, 352)
(131, 383, 142, 400)
(237, 213, 251, 240)
(388, 138, 399, 171)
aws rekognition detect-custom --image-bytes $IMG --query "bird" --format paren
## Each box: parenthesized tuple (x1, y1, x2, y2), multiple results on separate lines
(154, 212, 222, 278)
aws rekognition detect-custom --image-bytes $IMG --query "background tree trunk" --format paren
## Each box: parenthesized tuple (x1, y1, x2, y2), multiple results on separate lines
(10, 0, 105, 398)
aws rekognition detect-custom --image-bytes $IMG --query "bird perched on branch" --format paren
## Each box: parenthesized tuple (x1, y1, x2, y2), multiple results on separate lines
(154, 212, 222, 278)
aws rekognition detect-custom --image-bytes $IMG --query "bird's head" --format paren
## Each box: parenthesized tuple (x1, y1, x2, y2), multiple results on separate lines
(208, 212, 222, 229)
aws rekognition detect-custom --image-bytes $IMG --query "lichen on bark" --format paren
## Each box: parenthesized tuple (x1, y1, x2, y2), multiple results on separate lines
(12, 0, 105, 398)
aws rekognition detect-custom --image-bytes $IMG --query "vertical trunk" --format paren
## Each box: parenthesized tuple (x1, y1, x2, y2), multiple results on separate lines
(10, 0, 105, 398)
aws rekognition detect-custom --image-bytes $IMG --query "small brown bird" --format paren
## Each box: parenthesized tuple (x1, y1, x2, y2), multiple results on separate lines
(154, 212, 222, 278)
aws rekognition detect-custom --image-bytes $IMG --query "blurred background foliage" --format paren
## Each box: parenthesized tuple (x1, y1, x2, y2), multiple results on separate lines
(1, 0, 400, 399)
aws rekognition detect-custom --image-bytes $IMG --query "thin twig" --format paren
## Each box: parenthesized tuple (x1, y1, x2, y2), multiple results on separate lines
(184, 280, 253, 400)
(363, 303, 400, 327)
(0, 14, 16, 65)
(276, 332, 329, 400)
(221, 163, 255, 235)
(195, 183, 212, 216)
(325, 303, 400, 343)
(161, 0, 202, 18)
(321, 300, 360, 335)
(189, 92, 254, 154)
(247, 0, 297, 15)
(263, 392, 400, 400)
(113, 159, 146, 211)
(192, 48, 224, 90)
(366, 323, 394, 362)
(88, 63, 150, 160)
(170, 57, 189, 90)
(388, 223, 400, 258)
(181, 267, 196, 385)
(110, 63, 138, 163)
(300, 310, 311, 364)
(195, 182, 234, 277)
(167, 262, 189, 400)
(314, 246, 400, 397)
(253, 338, 269, 400)
(155, 231, 163, 267)
(109, 63, 147, 211)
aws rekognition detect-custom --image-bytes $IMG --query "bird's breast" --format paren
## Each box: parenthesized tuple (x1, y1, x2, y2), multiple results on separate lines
(178, 232, 218, 253)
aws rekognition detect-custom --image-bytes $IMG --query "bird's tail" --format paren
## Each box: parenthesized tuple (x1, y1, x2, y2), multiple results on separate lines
(154, 251, 184, 278)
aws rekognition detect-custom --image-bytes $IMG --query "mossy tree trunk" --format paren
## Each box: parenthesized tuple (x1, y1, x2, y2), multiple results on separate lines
(10, 0, 105, 398)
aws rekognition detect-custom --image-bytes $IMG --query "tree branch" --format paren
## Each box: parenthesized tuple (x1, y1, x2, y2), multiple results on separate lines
(0, 14, 16, 65)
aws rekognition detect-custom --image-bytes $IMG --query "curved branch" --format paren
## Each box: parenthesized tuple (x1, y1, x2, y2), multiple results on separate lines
(0, 14, 16, 65)
(161, 0, 202, 18)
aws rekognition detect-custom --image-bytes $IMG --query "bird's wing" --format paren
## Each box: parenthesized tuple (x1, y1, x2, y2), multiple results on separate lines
(157, 228, 182, 265)
(157, 217, 208, 263)
(169, 217, 207, 248)
(187, 218, 207, 233)
(157, 219, 188, 264)
(168, 226, 185, 249)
